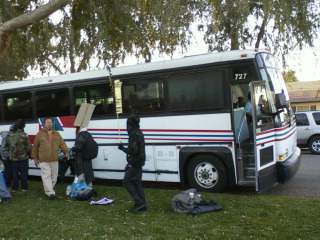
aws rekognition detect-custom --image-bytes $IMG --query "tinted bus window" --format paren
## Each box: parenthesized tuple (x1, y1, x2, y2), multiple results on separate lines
(74, 83, 115, 117)
(166, 70, 225, 112)
(4, 92, 33, 121)
(36, 88, 70, 117)
(122, 79, 164, 114)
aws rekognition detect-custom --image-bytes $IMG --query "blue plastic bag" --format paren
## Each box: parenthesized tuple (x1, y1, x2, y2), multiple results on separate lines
(66, 175, 94, 201)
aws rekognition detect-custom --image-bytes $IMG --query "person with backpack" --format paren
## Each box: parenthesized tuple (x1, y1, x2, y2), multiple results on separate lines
(118, 115, 147, 213)
(72, 127, 98, 187)
(0, 124, 17, 187)
(32, 117, 68, 199)
(3, 119, 31, 192)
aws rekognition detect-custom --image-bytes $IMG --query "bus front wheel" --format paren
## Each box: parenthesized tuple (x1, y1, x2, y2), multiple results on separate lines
(187, 155, 227, 192)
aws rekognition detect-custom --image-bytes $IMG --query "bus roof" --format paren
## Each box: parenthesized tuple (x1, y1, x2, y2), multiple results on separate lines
(0, 49, 267, 91)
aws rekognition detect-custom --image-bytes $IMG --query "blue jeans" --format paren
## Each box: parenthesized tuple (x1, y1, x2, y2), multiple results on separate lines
(12, 160, 28, 190)
(3, 160, 12, 187)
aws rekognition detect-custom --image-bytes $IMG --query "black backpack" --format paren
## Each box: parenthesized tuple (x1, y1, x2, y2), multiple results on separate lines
(82, 131, 98, 160)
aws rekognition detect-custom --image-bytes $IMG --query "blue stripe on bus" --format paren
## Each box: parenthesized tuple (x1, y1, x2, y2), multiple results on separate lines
(89, 132, 234, 138)
(256, 127, 295, 142)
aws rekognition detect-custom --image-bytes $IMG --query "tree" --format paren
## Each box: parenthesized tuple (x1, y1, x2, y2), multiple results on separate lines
(0, 0, 70, 56)
(203, 0, 320, 55)
(47, 0, 205, 74)
(0, 0, 205, 80)
(282, 70, 298, 82)
(0, 0, 71, 80)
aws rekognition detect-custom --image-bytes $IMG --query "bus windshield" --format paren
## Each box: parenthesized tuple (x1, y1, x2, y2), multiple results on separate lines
(258, 53, 289, 100)
(257, 53, 291, 125)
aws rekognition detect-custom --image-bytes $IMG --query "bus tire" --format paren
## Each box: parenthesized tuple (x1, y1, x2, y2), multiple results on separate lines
(308, 135, 320, 155)
(187, 154, 227, 192)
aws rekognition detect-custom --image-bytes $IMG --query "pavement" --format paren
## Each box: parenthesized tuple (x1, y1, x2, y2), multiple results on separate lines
(269, 149, 320, 198)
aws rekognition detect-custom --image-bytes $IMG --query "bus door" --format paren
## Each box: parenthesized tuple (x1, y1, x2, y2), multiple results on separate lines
(251, 82, 278, 192)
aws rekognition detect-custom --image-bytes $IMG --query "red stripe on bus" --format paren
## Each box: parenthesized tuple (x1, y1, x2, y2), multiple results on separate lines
(256, 124, 292, 136)
(256, 130, 296, 146)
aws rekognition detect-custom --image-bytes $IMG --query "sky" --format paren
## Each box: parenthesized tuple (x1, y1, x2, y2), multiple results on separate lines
(284, 38, 320, 81)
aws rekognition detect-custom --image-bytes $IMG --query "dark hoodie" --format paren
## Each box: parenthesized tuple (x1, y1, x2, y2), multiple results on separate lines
(121, 115, 145, 167)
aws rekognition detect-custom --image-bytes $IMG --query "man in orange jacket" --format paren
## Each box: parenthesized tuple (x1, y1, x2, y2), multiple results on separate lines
(32, 118, 67, 199)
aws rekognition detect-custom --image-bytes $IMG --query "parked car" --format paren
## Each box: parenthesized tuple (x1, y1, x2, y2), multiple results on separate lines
(295, 111, 320, 154)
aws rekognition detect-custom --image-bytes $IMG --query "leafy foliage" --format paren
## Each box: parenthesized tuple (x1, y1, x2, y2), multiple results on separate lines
(0, 0, 205, 79)
(203, 0, 320, 53)
(0, 0, 319, 80)
(282, 70, 299, 82)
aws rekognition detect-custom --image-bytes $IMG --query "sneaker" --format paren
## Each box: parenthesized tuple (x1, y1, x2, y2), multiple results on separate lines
(129, 204, 147, 213)
(48, 194, 56, 200)
(21, 189, 28, 192)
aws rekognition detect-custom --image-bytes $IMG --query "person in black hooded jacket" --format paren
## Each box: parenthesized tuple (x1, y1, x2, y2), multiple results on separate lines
(118, 115, 146, 212)
(73, 127, 95, 186)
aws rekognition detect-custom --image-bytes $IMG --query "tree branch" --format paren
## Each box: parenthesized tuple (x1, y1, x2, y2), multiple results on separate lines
(76, 39, 98, 72)
(0, 0, 71, 32)
(255, 13, 269, 49)
(44, 55, 64, 74)
(0, 0, 71, 55)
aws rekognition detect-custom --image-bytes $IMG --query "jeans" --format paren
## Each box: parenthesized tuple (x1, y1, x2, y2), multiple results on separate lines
(3, 160, 13, 187)
(11, 159, 28, 190)
(123, 165, 146, 207)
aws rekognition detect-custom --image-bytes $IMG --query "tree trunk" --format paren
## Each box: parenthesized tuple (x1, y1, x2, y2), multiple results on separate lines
(230, 31, 240, 50)
(0, 0, 71, 56)
(255, 13, 269, 50)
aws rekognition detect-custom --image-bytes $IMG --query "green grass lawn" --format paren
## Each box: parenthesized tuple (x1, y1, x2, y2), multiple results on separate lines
(1, 181, 320, 240)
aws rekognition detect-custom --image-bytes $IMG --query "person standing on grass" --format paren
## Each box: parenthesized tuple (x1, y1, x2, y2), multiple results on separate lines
(72, 126, 96, 187)
(3, 119, 31, 192)
(32, 118, 68, 199)
(118, 115, 147, 213)
(0, 124, 17, 188)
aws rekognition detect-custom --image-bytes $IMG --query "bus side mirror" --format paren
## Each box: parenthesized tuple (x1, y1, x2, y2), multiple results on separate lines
(275, 93, 287, 109)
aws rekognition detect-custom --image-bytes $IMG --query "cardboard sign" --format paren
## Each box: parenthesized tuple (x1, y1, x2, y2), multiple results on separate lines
(114, 79, 123, 114)
(74, 103, 96, 128)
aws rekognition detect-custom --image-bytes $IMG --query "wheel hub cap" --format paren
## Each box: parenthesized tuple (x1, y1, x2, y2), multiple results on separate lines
(312, 140, 320, 152)
(194, 162, 218, 189)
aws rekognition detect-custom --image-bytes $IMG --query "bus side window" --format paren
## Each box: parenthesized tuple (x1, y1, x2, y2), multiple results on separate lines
(4, 92, 33, 121)
(166, 70, 225, 112)
(122, 79, 164, 114)
(74, 83, 115, 117)
(35, 88, 71, 117)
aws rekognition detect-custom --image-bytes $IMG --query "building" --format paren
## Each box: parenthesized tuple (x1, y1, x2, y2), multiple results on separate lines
(286, 81, 320, 112)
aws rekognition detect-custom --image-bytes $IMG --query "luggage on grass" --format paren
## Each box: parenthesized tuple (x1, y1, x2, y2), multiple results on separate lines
(171, 188, 222, 215)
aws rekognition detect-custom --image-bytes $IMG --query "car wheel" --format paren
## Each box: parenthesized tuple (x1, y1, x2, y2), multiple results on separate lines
(309, 136, 320, 155)
(187, 155, 227, 192)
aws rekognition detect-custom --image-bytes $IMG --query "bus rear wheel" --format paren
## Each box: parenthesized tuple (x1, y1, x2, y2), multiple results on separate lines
(187, 155, 227, 192)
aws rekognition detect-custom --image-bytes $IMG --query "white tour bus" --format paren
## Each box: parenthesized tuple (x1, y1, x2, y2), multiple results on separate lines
(0, 50, 301, 192)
